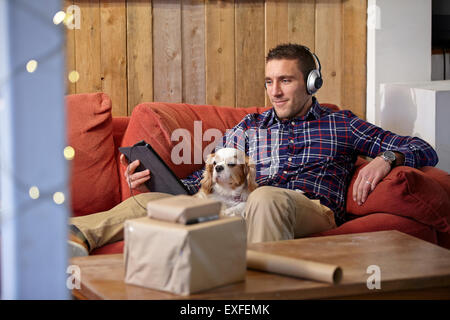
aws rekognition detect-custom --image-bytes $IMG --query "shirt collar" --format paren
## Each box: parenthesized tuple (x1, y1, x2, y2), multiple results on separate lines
(263, 97, 322, 127)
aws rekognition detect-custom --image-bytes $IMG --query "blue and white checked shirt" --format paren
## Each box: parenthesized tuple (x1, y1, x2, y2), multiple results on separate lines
(182, 98, 438, 225)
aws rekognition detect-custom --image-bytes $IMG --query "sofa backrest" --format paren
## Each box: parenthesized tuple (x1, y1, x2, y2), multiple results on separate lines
(118, 102, 270, 200)
(66, 92, 342, 213)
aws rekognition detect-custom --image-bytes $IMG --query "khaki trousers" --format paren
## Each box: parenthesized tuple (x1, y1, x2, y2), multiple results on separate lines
(70, 186, 336, 251)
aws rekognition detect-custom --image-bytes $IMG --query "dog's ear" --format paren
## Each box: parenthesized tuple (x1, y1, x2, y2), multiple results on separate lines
(205, 152, 215, 165)
(200, 153, 215, 194)
(245, 155, 258, 192)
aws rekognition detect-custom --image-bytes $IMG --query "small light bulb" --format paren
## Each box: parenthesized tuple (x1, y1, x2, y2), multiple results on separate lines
(64, 146, 75, 160)
(53, 11, 66, 25)
(29, 186, 40, 199)
(68, 70, 80, 83)
(26, 60, 38, 73)
(53, 192, 65, 205)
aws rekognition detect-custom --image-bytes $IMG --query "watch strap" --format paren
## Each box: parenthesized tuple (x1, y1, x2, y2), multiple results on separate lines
(377, 151, 396, 167)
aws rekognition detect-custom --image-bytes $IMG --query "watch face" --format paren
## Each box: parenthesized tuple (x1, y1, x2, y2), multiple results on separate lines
(383, 151, 396, 162)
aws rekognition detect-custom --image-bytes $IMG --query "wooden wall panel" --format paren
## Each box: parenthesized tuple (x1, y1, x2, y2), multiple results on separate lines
(100, 1, 127, 116)
(74, 0, 102, 94)
(206, 0, 235, 107)
(66, 0, 367, 118)
(287, 0, 315, 50)
(342, 0, 367, 119)
(315, 0, 343, 107)
(153, 0, 182, 103)
(64, 0, 76, 95)
(235, 0, 265, 108)
(265, 0, 289, 55)
(126, 0, 153, 114)
(182, 0, 206, 105)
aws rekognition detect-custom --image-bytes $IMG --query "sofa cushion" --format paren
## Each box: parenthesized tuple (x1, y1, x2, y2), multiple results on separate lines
(346, 163, 450, 233)
(419, 166, 450, 196)
(66, 93, 121, 216)
(312, 213, 438, 245)
(119, 103, 268, 200)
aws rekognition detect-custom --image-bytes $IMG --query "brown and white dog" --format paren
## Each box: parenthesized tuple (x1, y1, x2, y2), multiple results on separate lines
(195, 148, 258, 217)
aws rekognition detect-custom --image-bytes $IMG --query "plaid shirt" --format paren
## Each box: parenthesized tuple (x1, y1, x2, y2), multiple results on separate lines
(182, 98, 438, 225)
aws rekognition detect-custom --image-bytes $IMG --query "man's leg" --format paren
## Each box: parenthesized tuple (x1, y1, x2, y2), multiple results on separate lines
(70, 192, 172, 254)
(244, 186, 336, 243)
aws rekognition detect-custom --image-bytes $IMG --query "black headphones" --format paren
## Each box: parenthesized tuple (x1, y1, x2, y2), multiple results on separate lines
(303, 46, 323, 95)
(264, 46, 323, 95)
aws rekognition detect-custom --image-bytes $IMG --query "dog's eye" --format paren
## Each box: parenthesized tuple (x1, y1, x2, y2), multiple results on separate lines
(227, 163, 236, 167)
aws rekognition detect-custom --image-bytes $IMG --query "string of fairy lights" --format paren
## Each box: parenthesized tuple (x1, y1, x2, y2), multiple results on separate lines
(0, 3, 81, 222)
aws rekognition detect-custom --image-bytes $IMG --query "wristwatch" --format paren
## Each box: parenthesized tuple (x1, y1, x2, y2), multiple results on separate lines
(378, 150, 396, 167)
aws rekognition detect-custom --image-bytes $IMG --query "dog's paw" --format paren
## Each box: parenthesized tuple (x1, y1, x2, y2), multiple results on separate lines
(223, 207, 236, 217)
(223, 203, 246, 218)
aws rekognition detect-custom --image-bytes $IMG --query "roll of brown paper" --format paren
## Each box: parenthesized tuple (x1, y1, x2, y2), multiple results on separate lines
(247, 250, 343, 284)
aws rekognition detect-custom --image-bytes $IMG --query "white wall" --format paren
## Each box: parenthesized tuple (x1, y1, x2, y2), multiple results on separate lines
(367, 0, 431, 125)
(379, 81, 450, 173)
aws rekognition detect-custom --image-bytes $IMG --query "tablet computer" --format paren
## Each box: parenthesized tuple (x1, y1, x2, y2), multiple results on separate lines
(119, 140, 192, 195)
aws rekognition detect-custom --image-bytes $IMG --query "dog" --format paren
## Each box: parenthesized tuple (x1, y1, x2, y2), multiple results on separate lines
(195, 148, 258, 217)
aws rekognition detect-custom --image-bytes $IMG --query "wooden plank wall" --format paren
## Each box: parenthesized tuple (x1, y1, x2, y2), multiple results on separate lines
(64, 0, 367, 119)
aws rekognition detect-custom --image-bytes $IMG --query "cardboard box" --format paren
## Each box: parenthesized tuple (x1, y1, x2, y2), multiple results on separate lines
(146, 195, 222, 224)
(124, 216, 247, 295)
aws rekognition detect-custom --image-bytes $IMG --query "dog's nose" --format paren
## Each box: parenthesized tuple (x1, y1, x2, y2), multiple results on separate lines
(215, 165, 224, 173)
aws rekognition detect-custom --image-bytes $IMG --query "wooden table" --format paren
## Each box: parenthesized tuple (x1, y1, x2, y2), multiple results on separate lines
(70, 231, 450, 300)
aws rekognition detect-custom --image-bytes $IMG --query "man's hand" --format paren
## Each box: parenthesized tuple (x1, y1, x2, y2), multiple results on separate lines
(352, 157, 391, 206)
(120, 154, 151, 193)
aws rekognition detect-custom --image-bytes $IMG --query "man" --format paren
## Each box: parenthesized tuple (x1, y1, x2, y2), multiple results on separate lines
(69, 43, 438, 256)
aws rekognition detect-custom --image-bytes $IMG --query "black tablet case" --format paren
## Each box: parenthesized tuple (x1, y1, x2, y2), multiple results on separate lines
(119, 141, 191, 195)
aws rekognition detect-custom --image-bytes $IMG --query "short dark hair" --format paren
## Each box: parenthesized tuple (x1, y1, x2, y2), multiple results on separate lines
(266, 43, 316, 84)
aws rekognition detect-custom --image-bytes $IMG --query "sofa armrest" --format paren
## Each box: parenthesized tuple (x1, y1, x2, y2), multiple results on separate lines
(346, 163, 450, 233)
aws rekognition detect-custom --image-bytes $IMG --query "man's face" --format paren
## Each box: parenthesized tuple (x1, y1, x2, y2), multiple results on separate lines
(265, 59, 312, 120)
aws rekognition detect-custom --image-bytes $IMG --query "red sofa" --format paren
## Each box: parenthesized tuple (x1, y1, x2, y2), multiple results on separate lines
(66, 93, 450, 254)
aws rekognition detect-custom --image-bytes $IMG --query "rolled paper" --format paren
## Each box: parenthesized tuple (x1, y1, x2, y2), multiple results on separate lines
(247, 250, 343, 284)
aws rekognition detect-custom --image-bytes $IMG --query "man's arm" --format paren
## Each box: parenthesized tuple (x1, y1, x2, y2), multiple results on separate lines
(181, 168, 204, 194)
(348, 113, 438, 205)
(352, 152, 398, 206)
(391, 151, 405, 167)
(349, 114, 438, 168)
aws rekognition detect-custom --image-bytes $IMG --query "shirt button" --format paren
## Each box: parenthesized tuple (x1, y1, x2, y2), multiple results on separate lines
(291, 121, 295, 126)
(283, 171, 288, 174)
(289, 139, 294, 144)
(288, 157, 292, 162)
